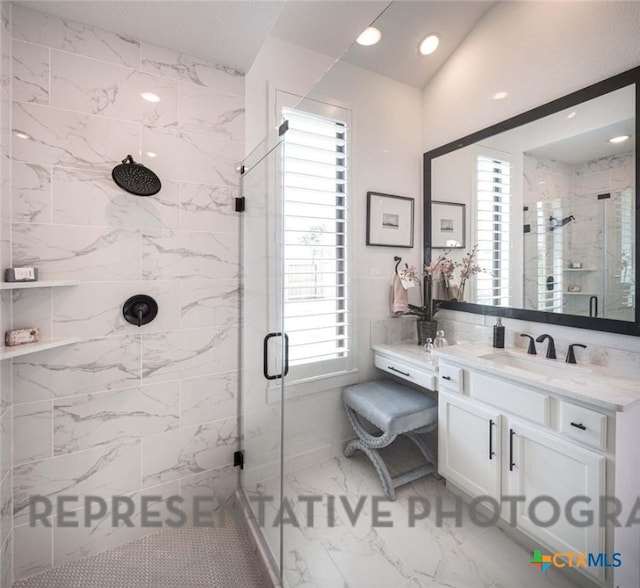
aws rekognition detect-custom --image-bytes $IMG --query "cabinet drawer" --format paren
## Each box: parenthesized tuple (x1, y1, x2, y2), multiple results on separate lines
(374, 354, 436, 390)
(439, 362, 464, 394)
(558, 402, 607, 450)
(469, 371, 549, 426)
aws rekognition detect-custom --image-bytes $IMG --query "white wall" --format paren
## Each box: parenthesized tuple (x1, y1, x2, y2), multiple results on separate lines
(422, 1, 640, 152)
(422, 1, 640, 363)
(244, 1, 389, 157)
(245, 36, 334, 157)
(307, 60, 423, 382)
(244, 34, 423, 474)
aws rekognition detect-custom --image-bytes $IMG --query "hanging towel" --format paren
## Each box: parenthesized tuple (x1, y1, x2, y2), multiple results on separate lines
(390, 274, 409, 315)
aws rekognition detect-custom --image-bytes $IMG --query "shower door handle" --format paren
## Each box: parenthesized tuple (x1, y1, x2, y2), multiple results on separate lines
(263, 332, 289, 380)
(589, 296, 598, 318)
(282, 333, 289, 378)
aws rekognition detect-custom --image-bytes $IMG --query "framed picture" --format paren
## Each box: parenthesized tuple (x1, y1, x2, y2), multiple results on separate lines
(366, 192, 414, 248)
(431, 201, 465, 248)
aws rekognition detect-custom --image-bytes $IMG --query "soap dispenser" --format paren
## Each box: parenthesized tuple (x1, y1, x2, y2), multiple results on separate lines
(493, 318, 505, 348)
(423, 338, 437, 366)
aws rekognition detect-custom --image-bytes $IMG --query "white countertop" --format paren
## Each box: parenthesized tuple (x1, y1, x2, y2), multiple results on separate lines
(372, 343, 439, 373)
(433, 342, 640, 413)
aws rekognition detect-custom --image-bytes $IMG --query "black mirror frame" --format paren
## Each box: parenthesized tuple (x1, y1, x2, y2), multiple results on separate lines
(423, 66, 640, 336)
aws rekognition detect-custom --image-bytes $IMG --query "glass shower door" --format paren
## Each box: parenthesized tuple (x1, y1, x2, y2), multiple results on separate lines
(238, 135, 286, 578)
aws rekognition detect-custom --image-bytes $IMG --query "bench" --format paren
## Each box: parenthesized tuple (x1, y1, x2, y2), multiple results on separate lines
(343, 380, 438, 500)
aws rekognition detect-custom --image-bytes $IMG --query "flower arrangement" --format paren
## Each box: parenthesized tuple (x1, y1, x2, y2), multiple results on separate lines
(398, 245, 485, 318)
(400, 251, 456, 321)
(456, 244, 484, 301)
(425, 250, 456, 299)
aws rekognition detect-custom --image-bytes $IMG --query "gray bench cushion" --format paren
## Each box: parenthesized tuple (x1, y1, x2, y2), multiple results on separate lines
(343, 380, 437, 435)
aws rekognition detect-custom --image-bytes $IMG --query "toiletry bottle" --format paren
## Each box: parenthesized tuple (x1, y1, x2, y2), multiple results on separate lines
(493, 318, 505, 348)
(424, 338, 436, 365)
(434, 330, 448, 348)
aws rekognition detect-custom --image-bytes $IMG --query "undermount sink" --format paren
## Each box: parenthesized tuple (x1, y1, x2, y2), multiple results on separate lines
(478, 350, 591, 379)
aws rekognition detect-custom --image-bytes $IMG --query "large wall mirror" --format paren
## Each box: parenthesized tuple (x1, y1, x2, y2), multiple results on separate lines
(424, 67, 639, 336)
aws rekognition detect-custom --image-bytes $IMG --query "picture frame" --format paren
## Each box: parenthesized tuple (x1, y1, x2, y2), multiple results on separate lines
(366, 192, 414, 248)
(431, 201, 465, 248)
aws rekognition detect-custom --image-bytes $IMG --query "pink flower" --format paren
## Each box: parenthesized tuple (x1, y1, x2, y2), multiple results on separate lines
(424, 250, 456, 280)
(458, 245, 482, 280)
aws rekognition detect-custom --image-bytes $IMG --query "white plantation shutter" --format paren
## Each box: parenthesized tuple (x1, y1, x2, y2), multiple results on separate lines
(282, 107, 349, 374)
(476, 154, 511, 306)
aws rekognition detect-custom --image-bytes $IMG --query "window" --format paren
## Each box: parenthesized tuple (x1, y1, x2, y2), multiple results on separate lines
(282, 107, 349, 378)
(475, 153, 511, 306)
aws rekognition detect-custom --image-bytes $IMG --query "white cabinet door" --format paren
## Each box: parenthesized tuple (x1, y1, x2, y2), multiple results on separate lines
(438, 392, 501, 499)
(506, 418, 605, 579)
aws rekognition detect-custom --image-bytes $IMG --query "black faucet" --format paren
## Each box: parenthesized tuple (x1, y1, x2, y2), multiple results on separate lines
(520, 334, 537, 355)
(535, 334, 556, 359)
(566, 343, 587, 364)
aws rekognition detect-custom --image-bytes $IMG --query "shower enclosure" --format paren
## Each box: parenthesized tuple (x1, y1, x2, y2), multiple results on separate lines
(239, 130, 287, 576)
(238, 97, 353, 581)
(524, 187, 635, 320)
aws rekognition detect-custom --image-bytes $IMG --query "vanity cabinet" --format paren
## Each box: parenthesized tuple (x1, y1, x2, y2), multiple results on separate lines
(438, 363, 608, 583)
(505, 417, 605, 568)
(378, 340, 640, 588)
(438, 392, 501, 498)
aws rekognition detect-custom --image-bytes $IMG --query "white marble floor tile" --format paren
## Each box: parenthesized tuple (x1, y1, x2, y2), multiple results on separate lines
(282, 538, 349, 588)
(278, 451, 582, 588)
(460, 525, 582, 588)
(320, 522, 415, 588)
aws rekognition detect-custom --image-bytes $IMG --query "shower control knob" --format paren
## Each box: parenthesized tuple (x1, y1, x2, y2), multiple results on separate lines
(123, 295, 158, 327)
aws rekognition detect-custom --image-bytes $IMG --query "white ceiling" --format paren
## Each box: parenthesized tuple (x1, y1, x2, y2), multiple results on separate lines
(528, 120, 635, 165)
(340, 1, 495, 88)
(14, 1, 497, 88)
(270, 1, 389, 60)
(483, 86, 636, 165)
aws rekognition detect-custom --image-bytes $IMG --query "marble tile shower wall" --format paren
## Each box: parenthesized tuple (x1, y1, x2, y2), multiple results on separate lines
(7, 5, 243, 582)
(1, 4, 12, 588)
(522, 152, 635, 317)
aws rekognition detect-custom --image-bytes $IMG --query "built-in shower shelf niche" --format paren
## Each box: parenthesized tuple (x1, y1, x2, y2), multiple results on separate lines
(0, 337, 82, 360)
(563, 269, 597, 272)
(0, 280, 79, 290)
(0, 281, 81, 359)
(564, 292, 598, 296)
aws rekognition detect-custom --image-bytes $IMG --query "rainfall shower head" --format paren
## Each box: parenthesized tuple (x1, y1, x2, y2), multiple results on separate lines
(549, 215, 575, 231)
(112, 155, 161, 196)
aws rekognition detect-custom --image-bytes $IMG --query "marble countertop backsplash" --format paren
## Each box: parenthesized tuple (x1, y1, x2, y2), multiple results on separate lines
(371, 310, 640, 377)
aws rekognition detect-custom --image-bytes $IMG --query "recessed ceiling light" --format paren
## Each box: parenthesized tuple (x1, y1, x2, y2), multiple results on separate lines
(567, 111, 577, 119)
(491, 91, 508, 101)
(140, 92, 161, 103)
(418, 34, 439, 56)
(609, 135, 630, 144)
(146, 151, 158, 158)
(13, 130, 32, 140)
(356, 27, 381, 46)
